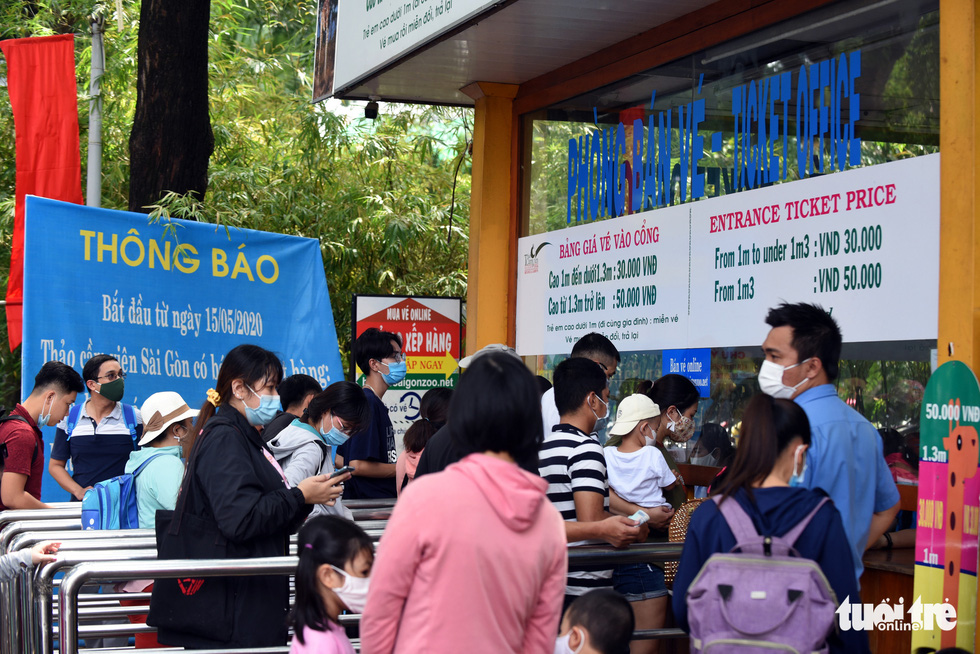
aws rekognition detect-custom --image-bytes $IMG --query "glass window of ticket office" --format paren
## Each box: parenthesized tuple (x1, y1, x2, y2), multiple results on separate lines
(524, 0, 938, 478)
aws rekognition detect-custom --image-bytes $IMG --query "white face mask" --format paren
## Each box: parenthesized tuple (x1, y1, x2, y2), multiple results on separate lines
(330, 565, 370, 613)
(590, 393, 609, 422)
(690, 452, 718, 467)
(758, 358, 811, 399)
(641, 422, 657, 447)
(554, 627, 585, 654)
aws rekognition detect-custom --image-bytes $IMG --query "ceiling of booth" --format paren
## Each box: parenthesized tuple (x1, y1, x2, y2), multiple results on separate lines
(333, 0, 719, 105)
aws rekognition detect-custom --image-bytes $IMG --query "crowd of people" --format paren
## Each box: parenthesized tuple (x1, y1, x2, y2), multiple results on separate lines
(0, 301, 930, 653)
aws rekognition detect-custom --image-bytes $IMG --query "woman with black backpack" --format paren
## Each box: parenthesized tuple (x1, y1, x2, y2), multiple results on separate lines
(672, 393, 869, 654)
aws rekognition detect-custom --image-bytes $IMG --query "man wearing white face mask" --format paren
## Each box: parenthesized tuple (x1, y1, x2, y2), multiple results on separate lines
(0, 361, 83, 510)
(541, 333, 620, 441)
(761, 302, 899, 583)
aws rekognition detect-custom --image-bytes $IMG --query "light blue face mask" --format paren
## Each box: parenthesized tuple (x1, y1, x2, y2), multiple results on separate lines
(38, 395, 54, 427)
(789, 444, 808, 487)
(319, 416, 351, 447)
(244, 384, 280, 427)
(380, 360, 407, 386)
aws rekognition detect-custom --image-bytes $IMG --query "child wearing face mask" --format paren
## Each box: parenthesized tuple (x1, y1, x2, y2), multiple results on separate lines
(555, 589, 634, 654)
(269, 382, 370, 519)
(290, 516, 373, 654)
(603, 394, 677, 654)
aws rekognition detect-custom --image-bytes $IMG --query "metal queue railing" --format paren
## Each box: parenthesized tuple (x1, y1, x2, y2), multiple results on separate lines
(2, 498, 687, 653)
(0, 500, 394, 652)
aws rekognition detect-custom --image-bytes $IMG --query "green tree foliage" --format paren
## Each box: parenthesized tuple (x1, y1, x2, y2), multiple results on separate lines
(0, 0, 471, 395)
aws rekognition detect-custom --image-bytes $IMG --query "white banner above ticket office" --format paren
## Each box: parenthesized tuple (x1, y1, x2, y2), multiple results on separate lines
(516, 154, 939, 356)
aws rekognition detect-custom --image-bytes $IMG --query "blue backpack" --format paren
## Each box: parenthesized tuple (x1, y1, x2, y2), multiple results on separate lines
(81, 453, 164, 530)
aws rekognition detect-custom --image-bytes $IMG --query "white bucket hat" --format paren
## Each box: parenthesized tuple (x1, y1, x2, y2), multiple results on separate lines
(608, 393, 661, 437)
(139, 391, 199, 446)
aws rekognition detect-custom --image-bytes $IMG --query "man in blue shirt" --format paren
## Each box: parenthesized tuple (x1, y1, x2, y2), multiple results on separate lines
(336, 327, 401, 498)
(760, 302, 899, 582)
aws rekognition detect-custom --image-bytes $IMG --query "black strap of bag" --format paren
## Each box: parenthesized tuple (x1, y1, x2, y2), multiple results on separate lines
(149, 417, 238, 643)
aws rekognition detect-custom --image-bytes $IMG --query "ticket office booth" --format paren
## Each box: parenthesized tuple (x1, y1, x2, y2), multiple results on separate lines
(330, 0, 978, 649)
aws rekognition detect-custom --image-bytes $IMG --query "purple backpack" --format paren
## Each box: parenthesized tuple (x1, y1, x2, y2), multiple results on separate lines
(685, 496, 837, 653)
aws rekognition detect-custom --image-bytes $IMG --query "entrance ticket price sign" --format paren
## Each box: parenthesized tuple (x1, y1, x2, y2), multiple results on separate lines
(912, 361, 980, 651)
(516, 154, 939, 354)
(688, 154, 938, 347)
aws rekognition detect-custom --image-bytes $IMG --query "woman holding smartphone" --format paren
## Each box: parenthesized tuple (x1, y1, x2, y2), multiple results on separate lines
(269, 381, 370, 519)
(149, 344, 352, 650)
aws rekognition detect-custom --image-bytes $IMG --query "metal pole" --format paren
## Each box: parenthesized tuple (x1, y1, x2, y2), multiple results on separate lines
(86, 16, 104, 208)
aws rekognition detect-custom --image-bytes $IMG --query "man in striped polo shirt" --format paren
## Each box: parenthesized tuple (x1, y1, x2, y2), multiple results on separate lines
(539, 357, 649, 608)
(49, 354, 143, 501)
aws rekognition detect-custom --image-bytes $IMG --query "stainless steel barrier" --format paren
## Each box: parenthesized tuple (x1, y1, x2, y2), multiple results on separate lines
(343, 498, 397, 509)
(0, 506, 82, 533)
(1, 519, 82, 553)
(38, 549, 158, 653)
(4, 526, 156, 653)
(59, 557, 297, 654)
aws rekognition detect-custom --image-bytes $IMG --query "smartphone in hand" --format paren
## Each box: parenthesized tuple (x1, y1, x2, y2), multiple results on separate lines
(329, 465, 355, 479)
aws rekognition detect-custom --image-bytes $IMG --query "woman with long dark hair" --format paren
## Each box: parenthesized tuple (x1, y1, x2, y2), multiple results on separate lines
(149, 344, 349, 649)
(672, 393, 869, 654)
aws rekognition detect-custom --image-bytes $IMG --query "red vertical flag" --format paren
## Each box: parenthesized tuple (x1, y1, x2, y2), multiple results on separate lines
(0, 34, 83, 350)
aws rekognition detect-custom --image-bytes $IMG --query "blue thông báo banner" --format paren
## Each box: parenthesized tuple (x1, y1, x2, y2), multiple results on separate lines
(22, 196, 345, 502)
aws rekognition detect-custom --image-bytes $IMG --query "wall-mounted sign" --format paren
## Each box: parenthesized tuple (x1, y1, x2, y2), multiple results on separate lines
(662, 349, 711, 398)
(322, 0, 497, 97)
(352, 295, 462, 452)
(516, 154, 939, 354)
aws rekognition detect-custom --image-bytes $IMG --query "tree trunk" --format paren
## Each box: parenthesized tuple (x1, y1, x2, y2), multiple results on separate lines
(128, 0, 214, 214)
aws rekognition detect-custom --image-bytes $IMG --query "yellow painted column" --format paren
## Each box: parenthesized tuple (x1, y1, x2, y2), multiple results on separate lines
(938, 0, 980, 371)
(461, 82, 518, 356)
(938, 4, 980, 651)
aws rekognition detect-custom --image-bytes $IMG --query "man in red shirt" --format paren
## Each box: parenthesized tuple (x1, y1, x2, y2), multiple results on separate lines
(0, 361, 84, 510)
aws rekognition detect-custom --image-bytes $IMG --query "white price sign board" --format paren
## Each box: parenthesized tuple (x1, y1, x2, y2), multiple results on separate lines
(516, 154, 939, 354)
(517, 204, 691, 356)
(688, 154, 939, 346)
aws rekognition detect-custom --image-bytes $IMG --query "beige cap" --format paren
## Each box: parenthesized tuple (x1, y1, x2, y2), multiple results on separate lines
(458, 343, 521, 369)
(139, 391, 199, 446)
(608, 394, 661, 436)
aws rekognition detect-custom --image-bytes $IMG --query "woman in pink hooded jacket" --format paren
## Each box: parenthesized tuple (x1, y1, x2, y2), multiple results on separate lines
(361, 352, 568, 654)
